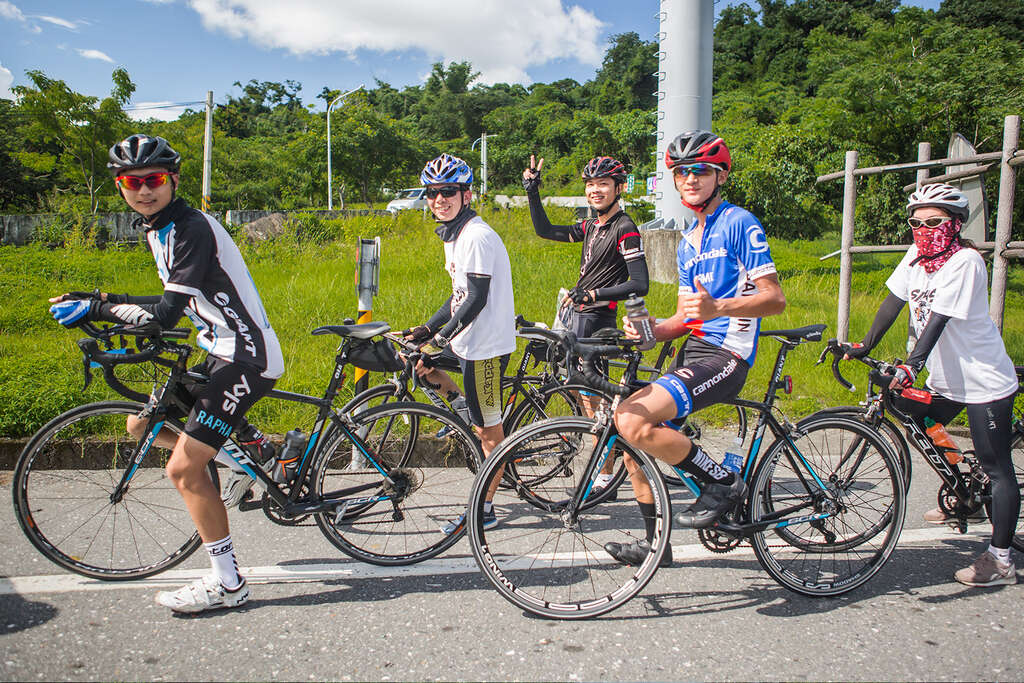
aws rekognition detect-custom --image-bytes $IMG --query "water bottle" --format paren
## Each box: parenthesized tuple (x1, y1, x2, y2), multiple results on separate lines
(721, 437, 744, 473)
(236, 422, 275, 464)
(624, 295, 656, 351)
(264, 428, 306, 484)
(924, 418, 962, 464)
(451, 395, 472, 425)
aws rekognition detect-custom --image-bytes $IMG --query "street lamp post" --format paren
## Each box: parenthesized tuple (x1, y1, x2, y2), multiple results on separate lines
(326, 84, 364, 210)
(471, 133, 496, 197)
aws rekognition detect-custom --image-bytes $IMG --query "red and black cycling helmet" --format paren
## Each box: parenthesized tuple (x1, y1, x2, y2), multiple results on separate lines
(581, 156, 627, 185)
(664, 130, 731, 171)
(108, 134, 181, 175)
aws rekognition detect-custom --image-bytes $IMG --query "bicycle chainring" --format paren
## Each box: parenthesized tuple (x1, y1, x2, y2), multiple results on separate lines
(698, 527, 742, 553)
(261, 489, 311, 526)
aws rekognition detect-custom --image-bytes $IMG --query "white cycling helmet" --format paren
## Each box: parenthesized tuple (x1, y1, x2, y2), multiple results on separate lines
(906, 183, 969, 221)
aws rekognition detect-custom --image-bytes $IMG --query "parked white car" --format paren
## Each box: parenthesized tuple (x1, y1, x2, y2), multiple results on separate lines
(385, 188, 427, 213)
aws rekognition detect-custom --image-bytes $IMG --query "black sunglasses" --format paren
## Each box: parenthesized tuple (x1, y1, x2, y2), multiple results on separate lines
(425, 186, 461, 199)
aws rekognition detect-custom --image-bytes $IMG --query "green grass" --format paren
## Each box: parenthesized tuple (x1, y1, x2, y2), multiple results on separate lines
(2, 210, 1022, 438)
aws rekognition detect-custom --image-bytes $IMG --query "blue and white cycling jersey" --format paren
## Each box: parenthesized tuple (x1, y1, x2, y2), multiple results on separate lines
(676, 201, 777, 366)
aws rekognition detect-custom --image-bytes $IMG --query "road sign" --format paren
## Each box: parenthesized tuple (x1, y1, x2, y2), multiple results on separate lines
(626, 174, 635, 193)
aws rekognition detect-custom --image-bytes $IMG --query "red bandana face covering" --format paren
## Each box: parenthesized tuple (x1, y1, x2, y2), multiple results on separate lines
(911, 218, 962, 274)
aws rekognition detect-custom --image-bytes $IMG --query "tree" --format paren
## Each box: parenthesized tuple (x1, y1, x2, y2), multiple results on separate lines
(587, 32, 658, 112)
(218, 79, 304, 138)
(13, 68, 135, 213)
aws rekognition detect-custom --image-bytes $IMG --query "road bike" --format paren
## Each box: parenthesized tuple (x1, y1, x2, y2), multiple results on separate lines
(12, 320, 482, 579)
(816, 341, 1023, 550)
(467, 324, 906, 619)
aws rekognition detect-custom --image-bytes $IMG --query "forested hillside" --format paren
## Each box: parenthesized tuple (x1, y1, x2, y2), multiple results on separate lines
(2, 0, 1023, 242)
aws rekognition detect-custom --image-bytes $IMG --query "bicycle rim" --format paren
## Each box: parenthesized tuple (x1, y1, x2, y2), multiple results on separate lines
(469, 417, 671, 619)
(749, 416, 905, 597)
(816, 406, 912, 493)
(313, 402, 482, 565)
(12, 401, 209, 580)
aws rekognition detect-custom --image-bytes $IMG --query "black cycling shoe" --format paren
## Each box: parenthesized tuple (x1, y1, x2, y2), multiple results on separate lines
(673, 475, 746, 529)
(589, 483, 618, 502)
(603, 539, 673, 567)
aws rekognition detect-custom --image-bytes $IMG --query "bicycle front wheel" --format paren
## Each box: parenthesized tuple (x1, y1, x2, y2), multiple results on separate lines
(749, 415, 905, 597)
(469, 417, 671, 619)
(313, 402, 483, 566)
(11, 401, 211, 580)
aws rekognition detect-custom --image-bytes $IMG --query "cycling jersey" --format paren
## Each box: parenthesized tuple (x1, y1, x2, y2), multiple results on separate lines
(143, 199, 284, 379)
(527, 191, 647, 312)
(676, 201, 776, 366)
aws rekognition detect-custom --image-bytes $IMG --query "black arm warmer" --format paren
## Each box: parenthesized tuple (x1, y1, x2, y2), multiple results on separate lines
(593, 257, 650, 302)
(905, 312, 951, 372)
(425, 296, 454, 333)
(437, 274, 491, 341)
(106, 293, 163, 305)
(93, 290, 191, 329)
(859, 292, 907, 351)
(527, 189, 575, 242)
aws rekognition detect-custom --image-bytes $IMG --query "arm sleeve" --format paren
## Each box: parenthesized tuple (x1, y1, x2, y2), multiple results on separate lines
(437, 274, 490, 341)
(93, 290, 191, 329)
(905, 312, 951, 372)
(106, 293, 162, 305)
(527, 189, 583, 242)
(859, 292, 907, 351)
(425, 296, 454, 332)
(594, 257, 650, 301)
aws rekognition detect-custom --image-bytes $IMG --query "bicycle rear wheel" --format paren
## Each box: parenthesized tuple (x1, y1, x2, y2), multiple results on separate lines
(1010, 430, 1023, 552)
(11, 401, 211, 580)
(469, 417, 671, 619)
(749, 415, 905, 597)
(313, 402, 483, 565)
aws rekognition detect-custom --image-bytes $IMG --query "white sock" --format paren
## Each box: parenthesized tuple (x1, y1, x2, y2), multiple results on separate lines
(595, 472, 615, 487)
(214, 447, 245, 473)
(205, 534, 242, 589)
(988, 544, 1011, 565)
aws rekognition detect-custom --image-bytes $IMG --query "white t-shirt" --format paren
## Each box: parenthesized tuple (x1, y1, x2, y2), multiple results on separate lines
(886, 247, 1017, 403)
(442, 216, 516, 361)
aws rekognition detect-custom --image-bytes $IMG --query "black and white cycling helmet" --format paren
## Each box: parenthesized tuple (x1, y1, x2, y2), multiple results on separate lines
(108, 134, 181, 174)
(906, 183, 969, 221)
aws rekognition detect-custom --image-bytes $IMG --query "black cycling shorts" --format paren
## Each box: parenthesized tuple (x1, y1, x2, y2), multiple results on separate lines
(653, 337, 748, 420)
(143, 356, 275, 450)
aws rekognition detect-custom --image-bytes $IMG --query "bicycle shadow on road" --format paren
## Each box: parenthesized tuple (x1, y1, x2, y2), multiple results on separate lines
(630, 541, 1014, 620)
(0, 580, 59, 633)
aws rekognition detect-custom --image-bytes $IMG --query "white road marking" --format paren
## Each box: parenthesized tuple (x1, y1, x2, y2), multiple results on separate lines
(0, 524, 990, 596)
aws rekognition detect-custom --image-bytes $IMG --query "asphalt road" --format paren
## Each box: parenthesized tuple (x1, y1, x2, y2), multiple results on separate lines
(1, 436, 1020, 682)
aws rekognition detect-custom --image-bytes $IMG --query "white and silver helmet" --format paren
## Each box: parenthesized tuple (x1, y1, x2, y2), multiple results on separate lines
(906, 183, 969, 221)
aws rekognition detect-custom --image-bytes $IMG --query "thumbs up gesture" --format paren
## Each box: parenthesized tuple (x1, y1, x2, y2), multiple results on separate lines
(680, 280, 718, 320)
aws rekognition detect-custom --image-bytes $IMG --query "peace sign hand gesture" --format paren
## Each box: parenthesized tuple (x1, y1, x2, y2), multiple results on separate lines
(522, 155, 544, 192)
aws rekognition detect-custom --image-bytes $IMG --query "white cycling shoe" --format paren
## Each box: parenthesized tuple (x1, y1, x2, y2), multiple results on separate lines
(155, 575, 250, 613)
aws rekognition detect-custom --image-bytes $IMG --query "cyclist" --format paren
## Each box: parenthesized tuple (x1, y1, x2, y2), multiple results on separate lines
(843, 183, 1019, 587)
(48, 134, 284, 612)
(403, 153, 516, 532)
(608, 131, 786, 566)
(522, 154, 650, 498)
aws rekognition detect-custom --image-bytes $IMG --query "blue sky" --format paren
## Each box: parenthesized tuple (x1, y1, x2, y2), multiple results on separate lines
(1, 0, 942, 121)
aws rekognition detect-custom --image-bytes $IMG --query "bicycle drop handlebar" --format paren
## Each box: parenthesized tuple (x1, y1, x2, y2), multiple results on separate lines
(71, 320, 192, 402)
(516, 324, 639, 397)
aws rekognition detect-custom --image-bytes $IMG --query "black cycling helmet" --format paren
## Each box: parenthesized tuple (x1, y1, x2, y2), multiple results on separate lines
(108, 134, 181, 175)
(581, 156, 627, 184)
(664, 130, 731, 171)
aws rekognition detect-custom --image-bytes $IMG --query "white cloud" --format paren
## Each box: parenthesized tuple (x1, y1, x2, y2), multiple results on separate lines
(77, 48, 115, 63)
(35, 14, 79, 29)
(0, 1, 24, 21)
(126, 101, 192, 122)
(186, 0, 605, 84)
(0, 62, 13, 100)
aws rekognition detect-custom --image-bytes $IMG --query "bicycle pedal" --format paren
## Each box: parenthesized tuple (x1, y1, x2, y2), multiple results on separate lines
(238, 497, 263, 512)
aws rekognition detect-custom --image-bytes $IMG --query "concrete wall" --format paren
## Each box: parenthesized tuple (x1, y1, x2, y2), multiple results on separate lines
(639, 227, 681, 285)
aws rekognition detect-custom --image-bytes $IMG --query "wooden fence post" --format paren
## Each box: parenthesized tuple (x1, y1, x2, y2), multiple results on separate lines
(990, 114, 1020, 331)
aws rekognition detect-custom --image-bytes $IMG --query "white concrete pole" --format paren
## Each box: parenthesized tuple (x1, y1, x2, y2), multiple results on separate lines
(201, 91, 213, 212)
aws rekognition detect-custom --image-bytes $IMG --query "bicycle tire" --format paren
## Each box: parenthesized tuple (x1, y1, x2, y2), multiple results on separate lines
(748, 415, 905, 597)
(12, 401, 213, 580)
(468, 416, 671, 619)
(313, 401, 483, 566)
(814, 406, 912, 492)
(1010, 430, 1023, 552)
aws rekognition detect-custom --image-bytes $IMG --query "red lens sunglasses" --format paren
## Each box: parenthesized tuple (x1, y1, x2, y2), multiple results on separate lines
(116, 172, 173, 191)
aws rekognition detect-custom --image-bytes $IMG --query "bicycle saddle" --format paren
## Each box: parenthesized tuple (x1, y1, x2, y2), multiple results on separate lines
(312, 322, 390, 340)
(759, 324, 826, 342)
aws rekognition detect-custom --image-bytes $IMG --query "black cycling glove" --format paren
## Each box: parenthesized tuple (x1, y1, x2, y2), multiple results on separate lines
(567, 287, 593, 305)
(403, 325, 433, 343)
(522, 167, 542, 193)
